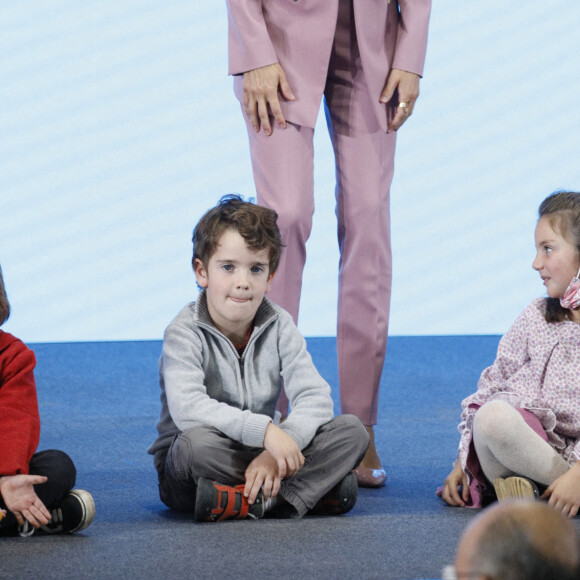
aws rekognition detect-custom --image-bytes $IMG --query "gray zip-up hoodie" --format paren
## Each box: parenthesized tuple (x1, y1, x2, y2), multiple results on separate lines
(148, 290, 334, 455)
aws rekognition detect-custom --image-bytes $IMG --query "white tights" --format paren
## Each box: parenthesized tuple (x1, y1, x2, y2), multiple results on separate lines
(473, 400, 569, 485)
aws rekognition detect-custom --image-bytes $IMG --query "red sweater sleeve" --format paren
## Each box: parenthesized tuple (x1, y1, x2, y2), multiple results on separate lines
(0, 331, 40, 475)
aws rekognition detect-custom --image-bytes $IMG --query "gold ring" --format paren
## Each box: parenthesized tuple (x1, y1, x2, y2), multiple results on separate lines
(398, 100, 410, 113)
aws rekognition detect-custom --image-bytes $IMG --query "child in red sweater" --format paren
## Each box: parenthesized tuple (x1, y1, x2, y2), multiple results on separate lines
(0, 266, 95, 536)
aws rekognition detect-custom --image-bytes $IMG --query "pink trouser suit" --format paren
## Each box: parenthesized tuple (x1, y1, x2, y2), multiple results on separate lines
(227, 0, 431, 425)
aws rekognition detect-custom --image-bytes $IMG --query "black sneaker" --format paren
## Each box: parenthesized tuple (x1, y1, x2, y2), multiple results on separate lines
(194, 477, 265, 522)
(18, 490, 95, 537)
(310, 472, 358, 515)
(41, 489, 95, 533)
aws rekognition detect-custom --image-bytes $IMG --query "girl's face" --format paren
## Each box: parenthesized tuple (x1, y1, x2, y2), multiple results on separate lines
(533, 216, 580, 299)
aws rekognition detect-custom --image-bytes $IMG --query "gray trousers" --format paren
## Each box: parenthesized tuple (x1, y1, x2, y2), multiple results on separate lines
(155, 415, 369, 518)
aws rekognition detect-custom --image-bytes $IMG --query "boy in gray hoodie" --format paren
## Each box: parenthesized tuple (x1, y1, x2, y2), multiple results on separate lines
(149, 195, 369, 521)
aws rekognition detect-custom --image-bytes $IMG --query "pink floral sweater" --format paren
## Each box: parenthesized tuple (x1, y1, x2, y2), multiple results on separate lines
(459, 298, 580, 475)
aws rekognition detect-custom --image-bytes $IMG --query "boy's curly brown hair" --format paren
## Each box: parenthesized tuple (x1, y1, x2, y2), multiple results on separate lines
(192, 194, 283, 274)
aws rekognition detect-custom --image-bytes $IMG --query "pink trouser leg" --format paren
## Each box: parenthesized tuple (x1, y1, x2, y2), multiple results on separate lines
(325, 0, 396, 425)
(330, 126, 395, 424)
(240, 0, 396, 425)
(241, 115, 315, 325)
(242, 115, 316, 415)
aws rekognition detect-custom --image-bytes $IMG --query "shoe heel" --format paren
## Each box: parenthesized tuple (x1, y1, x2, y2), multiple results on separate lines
(68, 489, 96, 532)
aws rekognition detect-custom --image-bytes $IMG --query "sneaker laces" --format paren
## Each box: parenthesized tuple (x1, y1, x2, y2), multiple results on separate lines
(39, 507, 65, 534)
(18, 521, 35, 537)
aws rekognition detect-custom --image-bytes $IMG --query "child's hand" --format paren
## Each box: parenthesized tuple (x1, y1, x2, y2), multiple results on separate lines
(244, 450, 281, 505)
(0, 474, 51, 528)
(441, 455, 470, 507)
(541, 463, 580, 518)
(263, 423, 305, 479)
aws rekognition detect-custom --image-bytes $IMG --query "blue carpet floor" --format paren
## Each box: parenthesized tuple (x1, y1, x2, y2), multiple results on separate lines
(3, 336, 577, 579)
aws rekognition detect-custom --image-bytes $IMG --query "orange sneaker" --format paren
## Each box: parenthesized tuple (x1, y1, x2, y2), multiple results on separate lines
(194, 478, 265, 522)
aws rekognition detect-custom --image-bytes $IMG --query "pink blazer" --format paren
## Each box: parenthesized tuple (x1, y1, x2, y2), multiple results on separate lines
(227, 0, 431, 131)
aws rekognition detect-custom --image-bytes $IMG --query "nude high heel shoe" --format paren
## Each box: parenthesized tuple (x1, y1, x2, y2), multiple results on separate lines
(353, 425, 387, 488)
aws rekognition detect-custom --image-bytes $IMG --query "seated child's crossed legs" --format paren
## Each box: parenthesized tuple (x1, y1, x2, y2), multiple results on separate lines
(157, 415, 369, 518)
(473, 400, 568, 486)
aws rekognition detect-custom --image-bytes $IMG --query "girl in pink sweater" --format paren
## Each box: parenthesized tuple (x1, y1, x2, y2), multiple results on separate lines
(440, 191, 580, 518)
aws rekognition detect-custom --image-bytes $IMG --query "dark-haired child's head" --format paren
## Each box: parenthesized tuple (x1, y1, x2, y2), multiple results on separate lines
(538, 191, 580, 254)
(0, 265, 10, 327)
(192, 194, 283, 275)
(190, 195, 283, 342)
(535, 191, 580, 323)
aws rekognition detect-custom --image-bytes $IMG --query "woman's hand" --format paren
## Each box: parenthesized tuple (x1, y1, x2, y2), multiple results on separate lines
(243, 63, 295, 135)
(380, 68, 420, 133)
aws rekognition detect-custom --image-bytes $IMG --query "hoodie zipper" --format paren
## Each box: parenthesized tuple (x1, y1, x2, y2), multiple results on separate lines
(197, 304, 277, 412)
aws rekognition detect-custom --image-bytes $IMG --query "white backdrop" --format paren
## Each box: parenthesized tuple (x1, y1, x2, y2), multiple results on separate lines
(1, 1, 580, 342)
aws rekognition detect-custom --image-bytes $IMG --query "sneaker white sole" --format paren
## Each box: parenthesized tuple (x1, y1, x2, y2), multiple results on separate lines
(69, 489, 96, 532)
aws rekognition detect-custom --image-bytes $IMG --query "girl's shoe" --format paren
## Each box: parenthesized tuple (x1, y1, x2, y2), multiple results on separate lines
(493, 476, 539, 502)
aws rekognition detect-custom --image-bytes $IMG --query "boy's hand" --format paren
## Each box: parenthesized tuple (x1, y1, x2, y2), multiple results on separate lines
(263, 423, 305, 479)
(541, 463, 580, 518)
(441, 454, 470, 507)
(0, 474, 51, 528)
(244, 450, 281, 505)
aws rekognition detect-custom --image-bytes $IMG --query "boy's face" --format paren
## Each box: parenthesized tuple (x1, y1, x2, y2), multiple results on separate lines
(194, 228, 274, 343)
